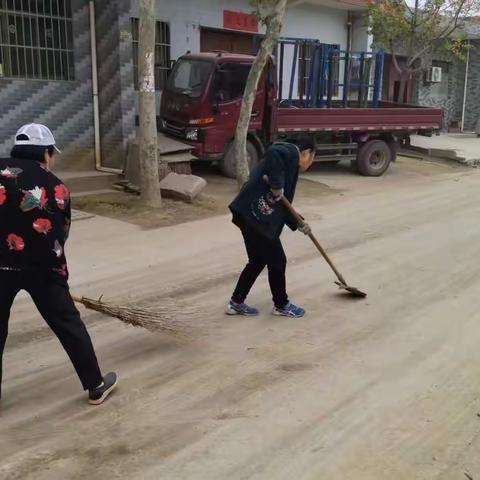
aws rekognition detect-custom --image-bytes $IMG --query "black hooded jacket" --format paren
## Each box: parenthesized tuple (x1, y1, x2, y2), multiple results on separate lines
(229, 142, 300, 239)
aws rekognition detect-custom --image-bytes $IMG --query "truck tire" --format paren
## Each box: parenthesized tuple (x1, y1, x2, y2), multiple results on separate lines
(356, 140, 391, 176)
(220, 140, 259, 179)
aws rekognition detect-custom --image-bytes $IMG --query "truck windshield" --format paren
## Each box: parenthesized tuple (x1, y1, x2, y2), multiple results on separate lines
(212, 63, 252, 101)
(167, 59, 213, 98)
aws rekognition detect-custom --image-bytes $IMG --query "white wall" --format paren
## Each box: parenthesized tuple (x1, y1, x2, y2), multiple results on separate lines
(280, 3, 348, 100)
(284, 3, 348, 48)
(130, 0, 351, 58)
(352, 14, 372, 52)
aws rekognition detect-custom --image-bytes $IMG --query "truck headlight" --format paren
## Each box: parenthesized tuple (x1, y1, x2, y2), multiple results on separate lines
(185, 128, 199, 141)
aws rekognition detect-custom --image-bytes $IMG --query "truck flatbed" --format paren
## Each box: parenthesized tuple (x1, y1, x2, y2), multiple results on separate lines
(277, 102, 442, 135)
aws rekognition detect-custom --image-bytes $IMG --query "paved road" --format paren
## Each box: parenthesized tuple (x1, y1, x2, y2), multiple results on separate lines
(2, 157, 480, 480)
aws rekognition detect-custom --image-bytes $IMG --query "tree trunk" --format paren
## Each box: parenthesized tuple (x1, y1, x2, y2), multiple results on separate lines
(396, 70, 411, 104)
(231, 0, 288, 188)
(397, 79, 406, 104)
(138, 0, 162, 208)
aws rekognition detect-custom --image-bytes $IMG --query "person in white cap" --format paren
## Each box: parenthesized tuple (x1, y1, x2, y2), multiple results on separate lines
(0, 124, 117, 405)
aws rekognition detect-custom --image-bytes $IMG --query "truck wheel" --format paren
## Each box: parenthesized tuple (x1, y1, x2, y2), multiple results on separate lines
(220, 140, 259, 179)
(357, 140, 391, 176)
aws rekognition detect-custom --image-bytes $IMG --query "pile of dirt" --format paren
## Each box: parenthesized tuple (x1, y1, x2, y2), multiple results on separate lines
(73, 191, 226, 229)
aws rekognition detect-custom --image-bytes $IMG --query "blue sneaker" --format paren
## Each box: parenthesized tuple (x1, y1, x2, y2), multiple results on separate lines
(226, 301, 259, 316)
(272, 302, 305, 318)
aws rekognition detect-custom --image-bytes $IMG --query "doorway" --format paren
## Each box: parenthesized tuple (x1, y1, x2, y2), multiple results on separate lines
(200, 28, 256, 55)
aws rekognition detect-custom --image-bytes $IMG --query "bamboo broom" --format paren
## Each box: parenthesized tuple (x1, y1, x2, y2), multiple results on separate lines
(72, 294, 192, 340)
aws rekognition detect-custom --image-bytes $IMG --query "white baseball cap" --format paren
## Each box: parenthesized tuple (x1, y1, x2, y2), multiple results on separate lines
(14, 123, 61, 153)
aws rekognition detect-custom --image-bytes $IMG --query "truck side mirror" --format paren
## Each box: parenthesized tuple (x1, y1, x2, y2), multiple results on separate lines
(167, 59, 176, 77)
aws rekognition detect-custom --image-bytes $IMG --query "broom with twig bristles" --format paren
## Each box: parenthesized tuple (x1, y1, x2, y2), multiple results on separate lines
(72, 294, 193, 340)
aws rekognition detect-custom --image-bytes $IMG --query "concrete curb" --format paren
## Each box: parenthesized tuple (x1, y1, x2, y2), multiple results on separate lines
(404, 145, 480, 167)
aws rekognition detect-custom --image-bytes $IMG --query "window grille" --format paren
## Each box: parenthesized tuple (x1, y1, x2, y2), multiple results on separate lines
(132, 17, 170, 91)
(0, 0, 75, 81)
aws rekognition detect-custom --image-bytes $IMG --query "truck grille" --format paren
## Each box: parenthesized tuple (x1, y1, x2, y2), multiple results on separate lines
(165, 121, 185, 138)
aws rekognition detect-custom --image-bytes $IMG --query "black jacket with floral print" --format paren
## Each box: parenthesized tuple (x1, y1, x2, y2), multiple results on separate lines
(0, 157, 71, 280)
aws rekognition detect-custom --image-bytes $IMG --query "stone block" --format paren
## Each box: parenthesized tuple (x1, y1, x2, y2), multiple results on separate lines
(159, 172, 207, 202)
(125, 137, 194, 186)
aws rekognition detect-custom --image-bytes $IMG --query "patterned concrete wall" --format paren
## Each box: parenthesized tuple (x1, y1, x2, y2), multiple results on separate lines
(95, 0, 135, 170)
(414, 60, 462, 130)
(0, 0, 95, 170)
(411, 36, 480, 132)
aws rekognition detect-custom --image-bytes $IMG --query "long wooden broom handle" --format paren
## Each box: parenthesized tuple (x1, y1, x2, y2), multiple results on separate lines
(280, 196, 347, 285)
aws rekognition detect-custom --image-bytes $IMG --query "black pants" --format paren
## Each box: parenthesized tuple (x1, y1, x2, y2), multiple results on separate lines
(0, 270, 103, 396)
(231, 226, 288, 309)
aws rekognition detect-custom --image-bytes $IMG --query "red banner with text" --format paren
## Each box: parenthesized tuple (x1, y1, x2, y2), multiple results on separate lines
(223, 10, 259, 33)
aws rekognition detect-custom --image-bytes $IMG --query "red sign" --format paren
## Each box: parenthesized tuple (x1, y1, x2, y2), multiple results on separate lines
(223, 10, 259, 33)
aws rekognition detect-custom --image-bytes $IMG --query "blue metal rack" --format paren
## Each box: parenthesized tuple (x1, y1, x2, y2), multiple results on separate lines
(277, 38, 384, 109)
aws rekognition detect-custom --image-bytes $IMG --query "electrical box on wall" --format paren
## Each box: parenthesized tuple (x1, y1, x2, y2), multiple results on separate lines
(426, 66, 442, 83)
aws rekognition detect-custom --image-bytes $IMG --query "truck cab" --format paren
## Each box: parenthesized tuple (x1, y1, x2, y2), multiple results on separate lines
(160, 52, 269, 175)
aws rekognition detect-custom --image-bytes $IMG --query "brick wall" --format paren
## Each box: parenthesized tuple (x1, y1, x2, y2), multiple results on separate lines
(414, 60, 462, 130)
(95, 0, 135, 170)
(0, 0, 95, 170)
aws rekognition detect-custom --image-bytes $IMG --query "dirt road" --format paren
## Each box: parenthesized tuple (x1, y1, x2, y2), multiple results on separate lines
(2, 157, 480, 479)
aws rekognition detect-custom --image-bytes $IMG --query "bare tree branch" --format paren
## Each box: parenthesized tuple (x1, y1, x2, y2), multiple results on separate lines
(431, 0, 467, 40)
(390, 45, 403, 74)
(407, 43, 432, 67)
(411, 55, 425, 73)
(397, 0, 413, 15)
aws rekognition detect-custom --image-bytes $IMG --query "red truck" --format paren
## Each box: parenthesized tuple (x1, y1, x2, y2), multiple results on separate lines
(160, 47, 443, 177)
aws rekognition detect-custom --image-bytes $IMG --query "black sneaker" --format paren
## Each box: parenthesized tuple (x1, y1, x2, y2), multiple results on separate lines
(88, 372, 118, 405)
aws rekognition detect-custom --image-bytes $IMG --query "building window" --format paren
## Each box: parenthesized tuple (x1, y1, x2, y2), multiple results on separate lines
(0, 0, 74, 81)
(298, 43, 339, 97)
(132, 18, 170, 91)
